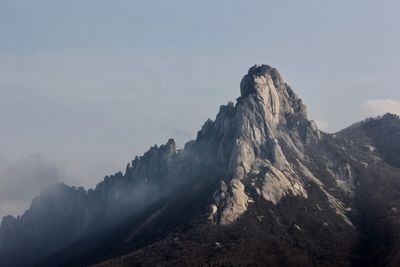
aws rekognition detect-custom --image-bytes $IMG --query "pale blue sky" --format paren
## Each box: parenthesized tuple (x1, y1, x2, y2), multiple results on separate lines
(1, 0, 400, 217)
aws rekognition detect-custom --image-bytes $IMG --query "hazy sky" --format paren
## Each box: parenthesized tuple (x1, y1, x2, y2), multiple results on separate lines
(1, 0, 400, 218)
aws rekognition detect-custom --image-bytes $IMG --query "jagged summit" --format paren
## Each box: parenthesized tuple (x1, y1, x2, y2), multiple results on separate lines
(240, 64, 284, 97)
(195, 64, 326, 224)
(238, 64, 309, 128)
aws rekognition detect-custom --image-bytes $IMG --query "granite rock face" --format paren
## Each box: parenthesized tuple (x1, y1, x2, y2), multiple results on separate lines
(207, 65, 323, 224)
(209, 179, 250, 224)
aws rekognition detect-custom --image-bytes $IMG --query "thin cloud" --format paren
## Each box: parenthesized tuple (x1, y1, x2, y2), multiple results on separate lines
(0, 153, 64, 219)
(363, 99, 400, 117)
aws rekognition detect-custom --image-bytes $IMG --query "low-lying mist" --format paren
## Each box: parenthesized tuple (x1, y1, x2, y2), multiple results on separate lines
(0, 153, 64, 219)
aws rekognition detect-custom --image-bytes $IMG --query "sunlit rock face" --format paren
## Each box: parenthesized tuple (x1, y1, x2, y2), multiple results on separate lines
(239, 64, 306, 128)
(208, 65, 325, 224)
(209, 179, 249, 225)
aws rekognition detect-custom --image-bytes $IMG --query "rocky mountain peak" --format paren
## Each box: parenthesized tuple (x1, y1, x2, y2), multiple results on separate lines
(239, 64, 308, 126)
(207, 65, 326, 225)
(240, 64, 284, 97)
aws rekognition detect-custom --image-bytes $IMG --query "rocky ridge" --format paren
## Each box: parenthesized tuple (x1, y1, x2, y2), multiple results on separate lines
(1, 65, 400, 267)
